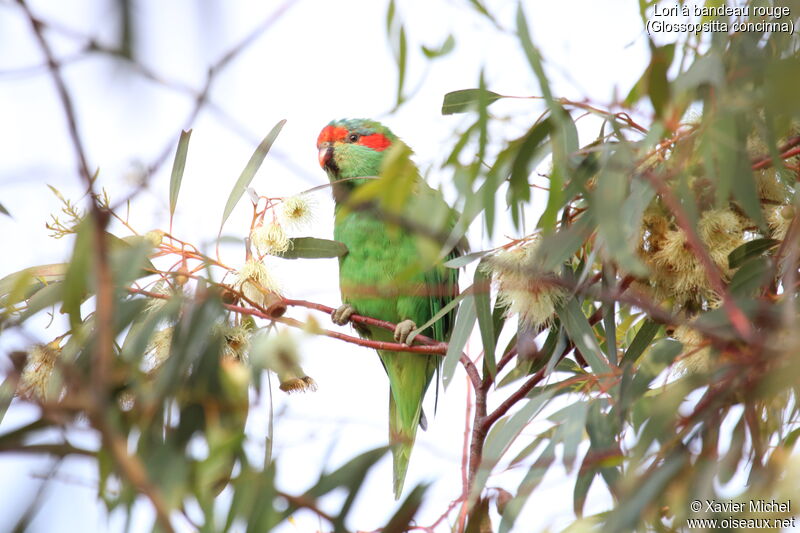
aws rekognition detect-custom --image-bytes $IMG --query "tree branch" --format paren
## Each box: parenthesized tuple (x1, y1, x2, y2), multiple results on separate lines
(18, 0, 92, 186)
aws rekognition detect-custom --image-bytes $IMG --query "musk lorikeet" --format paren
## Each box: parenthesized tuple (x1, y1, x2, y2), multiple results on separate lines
(317, 118, 462, 498)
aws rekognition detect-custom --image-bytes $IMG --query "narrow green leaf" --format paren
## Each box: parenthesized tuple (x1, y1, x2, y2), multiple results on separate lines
(673, 53, 724, 94)
(628, 338, 682, 401)
(573, 464, 595, 517)
(421, 35, 455, 59)
(537, 108, 577, 232)
(109, 235, 157, 290)
(647, 44, 674, 119)
(382, 483, 428, 533)
(396, 25, 407, 108)
(585, 400, 622, 492)
(556, 298, 610, 374)
(550, 401, 591, 473)
(517, 4, 578, 232)
(385, 0, 395, 32)
(0, 264, 65, 306)
(441, 89, 503, 115)
(782, 426, 800, 450)
(476, 74, 490, 214)
(406, 291, 467, 345)
(0, 375, 16, 426)
(534, 216, 592, 272)
(280, 237, 348, 259)
(593, 154, 651, 276)
(729, 256, 771, 295)
(499, 441, 557, 533)
(169, 129, 192, 218)
(728, 238, 779, 269)
(621, 319, 661, 366)
(467, 0, 500, 26)
(474, 262, 495, 379)
(63, 218, 94, 329)
(508, 432, 549, 468)
(308, 446, 388, 497)
(446, 123, 478, 166)
(465, 497, 491, 533)
(120, 295, 182, 363)
(306, 446, 388, 530)
(442, 293, 476, 390)
(602, 270, 617, 366)
(719, 412, 745, 484)
(153, 295, 225, 398)
(19, 281, 64, 321)
(0, 202, 10, 217)
(219, 119, 286, 233)
(444, 250, 489, 269)
(473, 388, 556, 503)
(516, 3, 553, 102)
(605, 451, 687, 533)
(509, 118, 552, 205)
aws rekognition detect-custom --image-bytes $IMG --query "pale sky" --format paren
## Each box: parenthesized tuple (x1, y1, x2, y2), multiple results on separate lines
(0, 0, 653, 531)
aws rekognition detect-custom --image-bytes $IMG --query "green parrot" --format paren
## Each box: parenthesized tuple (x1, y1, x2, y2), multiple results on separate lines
(317, 118, 461, 498)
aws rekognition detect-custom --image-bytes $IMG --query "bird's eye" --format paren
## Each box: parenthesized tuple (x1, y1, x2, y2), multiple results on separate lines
(348, 133, 360, 143)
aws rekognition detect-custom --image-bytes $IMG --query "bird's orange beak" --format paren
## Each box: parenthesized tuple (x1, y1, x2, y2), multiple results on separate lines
(318, 145, 333, 169)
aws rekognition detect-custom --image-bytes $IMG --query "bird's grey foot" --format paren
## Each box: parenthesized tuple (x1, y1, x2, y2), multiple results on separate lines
(394, 319, 417, 345)
(331, 304, 355, 326)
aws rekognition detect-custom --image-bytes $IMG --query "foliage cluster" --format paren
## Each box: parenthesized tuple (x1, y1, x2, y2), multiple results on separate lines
(2, 0, 800, 532)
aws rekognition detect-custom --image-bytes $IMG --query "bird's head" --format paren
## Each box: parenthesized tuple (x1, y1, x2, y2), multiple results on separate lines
(316, 119, 398, 183)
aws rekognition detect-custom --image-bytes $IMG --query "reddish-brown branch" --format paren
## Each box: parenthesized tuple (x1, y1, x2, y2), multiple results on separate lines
(129, 288, 449, 356)
(273, 315, 447, 355)
(129, 288, 486, 393)
(481, 366, 548, 432)
(282, 298, 441, 345)
(750, 136, 800, 170)
(495, 347, 518, 375)
(466, 376, 488, 500)
(277, 491, 336, 525)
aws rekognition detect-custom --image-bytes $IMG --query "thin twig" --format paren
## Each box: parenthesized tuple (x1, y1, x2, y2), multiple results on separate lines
(18, 0, 92, 185)
(95, 420, 176, 532)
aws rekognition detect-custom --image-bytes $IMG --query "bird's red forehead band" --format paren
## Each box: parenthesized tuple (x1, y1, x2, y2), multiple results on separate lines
(317, 125, 392, 151)
(317, 126, 348, 145)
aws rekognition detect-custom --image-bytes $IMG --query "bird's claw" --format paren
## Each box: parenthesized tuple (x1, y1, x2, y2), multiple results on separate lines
(331, 304, 355, 326)
(394, 319, 417, 345)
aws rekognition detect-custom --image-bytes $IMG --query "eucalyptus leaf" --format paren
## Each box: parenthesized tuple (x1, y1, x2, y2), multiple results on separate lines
(169, 129, 192, 218)
(421, 35, 454, 59)
(441, 89, 503, 115)
(474, 261, 496, 378)
(219, 120, 286, 234)
(442, 293, 476, 389)
(728, 238, 779, 269)
(280, 237, 348, 259)
(556, 298, 611, 375)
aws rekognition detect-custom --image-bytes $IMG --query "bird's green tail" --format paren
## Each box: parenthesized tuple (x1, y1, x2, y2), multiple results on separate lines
(388, 390, 418, 500)
(380, 349, 436, 499)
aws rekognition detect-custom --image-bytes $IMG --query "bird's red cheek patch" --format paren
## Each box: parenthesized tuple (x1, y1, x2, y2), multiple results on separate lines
(358, 133, 392, 151)
(317, 126, 348, 146)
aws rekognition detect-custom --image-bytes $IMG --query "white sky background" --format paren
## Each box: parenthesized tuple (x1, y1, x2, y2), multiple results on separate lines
(0, 0, 654, 531)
